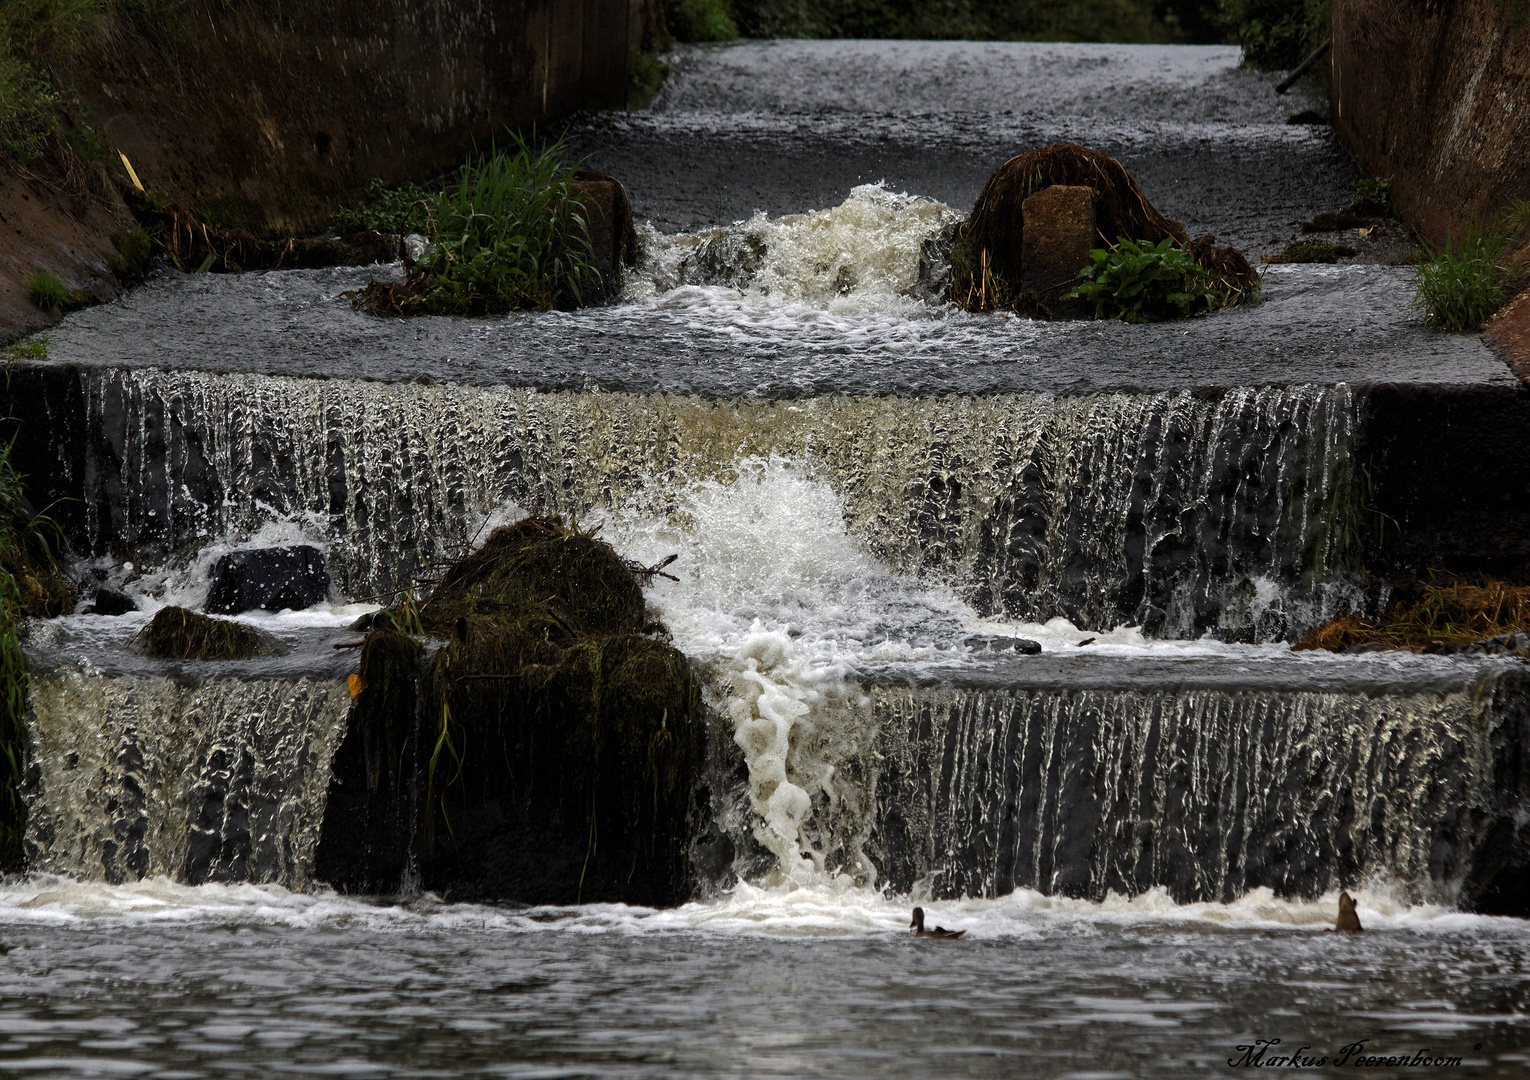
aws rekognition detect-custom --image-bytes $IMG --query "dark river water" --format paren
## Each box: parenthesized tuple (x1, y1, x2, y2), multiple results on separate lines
(2, 881, 1528, 1079)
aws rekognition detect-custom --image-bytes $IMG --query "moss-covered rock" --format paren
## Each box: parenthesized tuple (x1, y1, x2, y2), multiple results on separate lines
(138, 607, 273, 661)
(317, 517, 705, 906)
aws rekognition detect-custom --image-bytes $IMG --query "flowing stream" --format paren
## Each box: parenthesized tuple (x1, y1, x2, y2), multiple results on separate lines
(5, 38, 1528, 1080)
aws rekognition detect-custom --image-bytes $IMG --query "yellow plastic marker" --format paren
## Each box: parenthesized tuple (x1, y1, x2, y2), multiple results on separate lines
(118, 151, 144, 192)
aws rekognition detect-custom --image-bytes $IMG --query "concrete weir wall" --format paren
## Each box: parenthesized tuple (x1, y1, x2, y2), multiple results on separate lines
(1, 0, 642, 338)
(74, 0, 640, 232)
(1330, 0, 1530, 251)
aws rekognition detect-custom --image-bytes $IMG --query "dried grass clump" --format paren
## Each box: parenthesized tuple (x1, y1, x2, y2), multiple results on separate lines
(139, 606, 268, 661)
(335, 516, 703, 904)
(950, 143, 1258, 315)
(1293, 578, 1530, 652)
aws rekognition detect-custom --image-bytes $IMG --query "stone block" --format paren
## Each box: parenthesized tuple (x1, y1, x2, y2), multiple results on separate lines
(1020, 185, 1098, 304)
(205, 546, 330, 615)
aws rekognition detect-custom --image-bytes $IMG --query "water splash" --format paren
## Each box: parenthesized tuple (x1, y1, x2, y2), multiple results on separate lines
(627, 183, 959, 313)
(68, 371, 1360, 643)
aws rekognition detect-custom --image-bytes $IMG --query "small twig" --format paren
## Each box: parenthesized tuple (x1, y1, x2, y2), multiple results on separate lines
(333, 641, 366, 650)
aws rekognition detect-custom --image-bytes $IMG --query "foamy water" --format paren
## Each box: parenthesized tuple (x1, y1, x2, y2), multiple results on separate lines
(0, 873, 1519, 940)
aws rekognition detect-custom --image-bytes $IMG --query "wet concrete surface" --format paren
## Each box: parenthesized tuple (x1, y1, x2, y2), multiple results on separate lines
(570, 41, 1361, 257)
(24, 40, 1509, 394)
(33, 263, 1510, 394)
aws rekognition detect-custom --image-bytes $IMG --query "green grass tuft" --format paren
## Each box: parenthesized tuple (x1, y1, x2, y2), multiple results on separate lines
(1067, 237, 1228, 323)
(106, 228, 154, 281)
(1413, 225, 1510, 332)
(25, 269, 73, 314)
(351, 132, 597, 316)
(1275, 239, 1344, 264)
(4, 338, 46, 362)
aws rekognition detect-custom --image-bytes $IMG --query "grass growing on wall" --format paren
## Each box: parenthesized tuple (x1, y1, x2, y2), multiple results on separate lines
(1413, 203, 1530, 332)
(0, 1, 181, 166)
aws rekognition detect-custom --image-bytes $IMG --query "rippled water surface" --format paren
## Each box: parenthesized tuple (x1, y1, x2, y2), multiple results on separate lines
(2, 881, 1528, 1078)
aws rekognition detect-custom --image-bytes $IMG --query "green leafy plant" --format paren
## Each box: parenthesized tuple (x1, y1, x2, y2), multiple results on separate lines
(1413, 224, 1510, 332)
(0, 52, 57, 162)
(1067, 236, 1226, 323)
(1231, 0, 1327, 70)
(328, 177, 433, 237)
(666, 0, 738, 41)
(353, 132, 598, 316)
(1348, 176, 1393, 216)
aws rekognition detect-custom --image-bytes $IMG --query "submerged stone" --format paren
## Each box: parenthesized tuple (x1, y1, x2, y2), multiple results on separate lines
(139, 606, 273, 661)
(84, 587, 136, 616)
(205, 546, 330, 614)
(316, 517, 705, 906)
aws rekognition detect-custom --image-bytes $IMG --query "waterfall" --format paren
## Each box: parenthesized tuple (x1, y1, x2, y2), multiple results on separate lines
(23, 666, 350, 889)
(695, 661, 1530, 907)
(57, 367, 1358, 642)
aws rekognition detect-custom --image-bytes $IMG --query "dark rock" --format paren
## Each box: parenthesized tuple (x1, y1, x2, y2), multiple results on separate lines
(570, 170, 638, 304)
(1343, 641, 1390, 654)
(84, 587, 137, 616)
(1475, 631, 1530, 657)
(964, 635, 1043, 655)
(1286, 109, 1328, 125)
(347, 611, 376, 632)
(1423, 640, 1479, 655)
(205, 546, 330, 614)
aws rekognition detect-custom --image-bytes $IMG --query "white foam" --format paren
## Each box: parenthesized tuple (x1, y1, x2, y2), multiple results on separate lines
(627, 183, 960, 315)
(0, 874, 1520, 941)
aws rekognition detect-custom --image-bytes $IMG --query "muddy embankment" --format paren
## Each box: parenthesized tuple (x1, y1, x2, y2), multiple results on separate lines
(1330, 0, 1530, 379)
(1, 0, 645, 341)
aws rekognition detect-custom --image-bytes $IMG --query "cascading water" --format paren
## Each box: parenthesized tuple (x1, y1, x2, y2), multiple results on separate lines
(19, 620, 355, 890)
(7, 168, 1521, 914)
(54, 372, 1358, 643)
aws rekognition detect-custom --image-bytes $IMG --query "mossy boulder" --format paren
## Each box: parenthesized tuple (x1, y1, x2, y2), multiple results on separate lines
(138, 607, 274, 661)
(316, 518, 705, 906)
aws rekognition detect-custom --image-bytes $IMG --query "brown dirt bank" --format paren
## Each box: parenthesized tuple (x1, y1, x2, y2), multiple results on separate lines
(2, 0, 645, 342)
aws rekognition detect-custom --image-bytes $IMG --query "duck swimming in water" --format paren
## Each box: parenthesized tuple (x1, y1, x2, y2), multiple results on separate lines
(910, 907, 965, 939)
(1332, 891, 1363, 933)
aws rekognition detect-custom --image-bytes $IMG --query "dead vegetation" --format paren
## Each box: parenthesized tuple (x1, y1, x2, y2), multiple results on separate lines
(1294, 578, 1530, 653)
(949, 143, 1259, 315)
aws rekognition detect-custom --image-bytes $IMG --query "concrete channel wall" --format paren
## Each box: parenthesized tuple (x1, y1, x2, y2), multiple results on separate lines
(1331, 0, 1530, 251)
(1331, 0, 1530, 381)
(1, 0, 644, 339)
